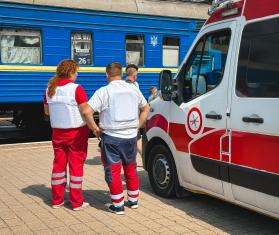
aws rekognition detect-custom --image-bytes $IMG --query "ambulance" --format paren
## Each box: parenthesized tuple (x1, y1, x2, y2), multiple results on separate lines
(142, 0, 279, 219)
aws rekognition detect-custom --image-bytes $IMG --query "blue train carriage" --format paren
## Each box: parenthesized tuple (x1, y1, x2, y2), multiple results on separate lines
(0, 0, 207, 132)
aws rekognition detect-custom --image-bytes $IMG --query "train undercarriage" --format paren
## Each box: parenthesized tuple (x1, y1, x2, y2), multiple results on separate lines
(0, 103, 51, 143)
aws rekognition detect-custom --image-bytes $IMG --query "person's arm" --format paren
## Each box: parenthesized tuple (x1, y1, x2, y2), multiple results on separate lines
(139, 104, 150, 128)
(76, 85, 100, 136)
(79, 103, 101, 137)
(80, 88, 105, 137)
(44, 104, 49, 116)
(43, 94, 49, 116)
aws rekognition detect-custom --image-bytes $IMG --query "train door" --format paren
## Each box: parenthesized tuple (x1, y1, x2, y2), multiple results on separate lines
(228, 17, 279, 214)
(169, 21, 236, 196)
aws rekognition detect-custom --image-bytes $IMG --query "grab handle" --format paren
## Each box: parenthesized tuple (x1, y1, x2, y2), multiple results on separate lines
(242, 115, 264, 124)
(206, 112, 222, 120)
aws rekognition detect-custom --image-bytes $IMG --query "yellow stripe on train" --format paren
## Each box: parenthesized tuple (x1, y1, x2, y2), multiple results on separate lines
(0, 65, 178, 73)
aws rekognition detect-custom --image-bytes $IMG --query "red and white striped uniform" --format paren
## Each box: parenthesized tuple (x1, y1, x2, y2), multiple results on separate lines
(45, 78, 89, 209)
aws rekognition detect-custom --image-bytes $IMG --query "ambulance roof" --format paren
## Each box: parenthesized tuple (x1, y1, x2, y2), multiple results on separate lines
(206, 0, 279, 25)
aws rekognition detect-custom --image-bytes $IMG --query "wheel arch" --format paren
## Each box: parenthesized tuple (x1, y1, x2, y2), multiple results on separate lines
(144, 136, 190, 198)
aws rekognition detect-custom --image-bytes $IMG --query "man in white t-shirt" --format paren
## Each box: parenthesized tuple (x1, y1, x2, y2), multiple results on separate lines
(80, 62, 149, 215)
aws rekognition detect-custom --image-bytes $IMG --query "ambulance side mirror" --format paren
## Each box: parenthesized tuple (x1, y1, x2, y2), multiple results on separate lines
(159, 70, 173, 101)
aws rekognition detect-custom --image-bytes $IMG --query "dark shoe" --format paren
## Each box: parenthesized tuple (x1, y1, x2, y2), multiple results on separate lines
(126, 200, 139, 209)
(106, 204, 125, 215)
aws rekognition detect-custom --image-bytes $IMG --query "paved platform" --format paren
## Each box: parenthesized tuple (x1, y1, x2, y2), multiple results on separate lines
(0, 139, 278, 234)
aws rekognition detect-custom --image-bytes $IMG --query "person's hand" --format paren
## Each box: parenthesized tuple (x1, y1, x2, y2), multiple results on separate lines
(92, 126, 101, 138)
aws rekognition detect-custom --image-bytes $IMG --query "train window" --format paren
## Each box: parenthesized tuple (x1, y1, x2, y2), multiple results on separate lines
(71, 32, 92, 66)
(126, 35, 144, 66)
(163, 37, 180, 67)
(0, 28, 41, 64)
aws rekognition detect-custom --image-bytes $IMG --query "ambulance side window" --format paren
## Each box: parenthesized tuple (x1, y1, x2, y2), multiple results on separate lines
(236, 18, 279, 98)
(176, 29, 231, 103)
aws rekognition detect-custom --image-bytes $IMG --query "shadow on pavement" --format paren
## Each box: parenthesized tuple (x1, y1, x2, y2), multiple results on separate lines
(84, 189, 110, 210)
(85, 156, 102, 165)
(22, 184, 52, 206)
(21, 184, 109, 212)
(137, 170, 279, 234)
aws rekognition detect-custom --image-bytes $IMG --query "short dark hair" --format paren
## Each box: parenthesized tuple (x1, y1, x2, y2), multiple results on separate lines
(126, 64, 138, 72)
(106, 62, 122, 77)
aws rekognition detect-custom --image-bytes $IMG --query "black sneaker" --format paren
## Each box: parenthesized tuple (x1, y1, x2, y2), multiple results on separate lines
(106, 204, 125, 215)
(126, 200, 139, 209)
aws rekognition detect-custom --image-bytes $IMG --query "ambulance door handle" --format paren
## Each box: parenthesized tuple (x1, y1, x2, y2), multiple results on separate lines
(242, 115, 264, 124)
(205, 112, 222, 120)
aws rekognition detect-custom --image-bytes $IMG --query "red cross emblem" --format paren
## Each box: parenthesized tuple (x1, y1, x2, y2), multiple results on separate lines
(186, 107, 203, 136)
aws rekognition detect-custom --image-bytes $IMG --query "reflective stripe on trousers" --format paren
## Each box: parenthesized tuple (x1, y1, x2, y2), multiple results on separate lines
(70, 175, 83, 189)
(51, 178, 66, 185)
(51, 171, 66, 185)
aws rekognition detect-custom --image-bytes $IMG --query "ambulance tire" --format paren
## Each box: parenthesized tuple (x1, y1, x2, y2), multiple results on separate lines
(148, 144, 177, 198)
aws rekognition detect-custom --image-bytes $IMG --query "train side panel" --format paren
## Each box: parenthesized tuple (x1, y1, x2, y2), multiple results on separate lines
(0, 2, 201, 105)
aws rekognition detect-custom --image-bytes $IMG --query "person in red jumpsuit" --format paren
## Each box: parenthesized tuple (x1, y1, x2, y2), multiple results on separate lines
(44, 59, 89, 211)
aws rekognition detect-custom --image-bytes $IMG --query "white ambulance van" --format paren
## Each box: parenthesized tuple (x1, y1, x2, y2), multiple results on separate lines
(142, 0, 279, 219)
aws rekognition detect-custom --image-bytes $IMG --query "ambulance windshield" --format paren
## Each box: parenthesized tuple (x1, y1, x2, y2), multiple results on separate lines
(176, 29, 231, 103)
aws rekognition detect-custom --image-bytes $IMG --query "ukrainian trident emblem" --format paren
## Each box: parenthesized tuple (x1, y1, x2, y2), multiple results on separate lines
(150, 35, 158, 47)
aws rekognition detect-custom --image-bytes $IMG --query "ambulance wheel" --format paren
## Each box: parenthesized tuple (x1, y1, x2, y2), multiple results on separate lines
(148, 144, 177, 198)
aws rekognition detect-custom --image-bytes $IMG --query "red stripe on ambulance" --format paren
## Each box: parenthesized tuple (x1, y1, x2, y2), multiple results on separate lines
(231, 131, 279, 175)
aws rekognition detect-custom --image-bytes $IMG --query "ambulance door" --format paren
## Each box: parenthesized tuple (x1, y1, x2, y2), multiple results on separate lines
(169, 21, 236, 196)
(229, 17, 279, 214)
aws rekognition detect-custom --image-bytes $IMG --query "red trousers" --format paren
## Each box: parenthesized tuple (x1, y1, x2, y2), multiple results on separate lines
(107, 163, 140, 206)
(51, 125, 89, 209)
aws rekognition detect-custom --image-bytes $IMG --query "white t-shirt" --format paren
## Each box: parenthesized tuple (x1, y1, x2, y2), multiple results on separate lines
(126, 79, 139, 89)
(88, 80, 147, 139)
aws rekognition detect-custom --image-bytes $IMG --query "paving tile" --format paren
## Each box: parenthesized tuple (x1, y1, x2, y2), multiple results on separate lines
(45, 220, 66, 229)
(0, 220, 7, 229)
(85, 222, 114, 233)
(9, 225, 33, 234)
(53, 227, 75, 235)
(79, 231, 98, 235)
(33, 229, 53, 235)
(69, 223, 91, 233)
(27, 222, 49, 231)
(195, 230, 218, 235)
(159, 231, 178, 235)
(0, 211, 18, 220)
(0, 228, 12, 235)
(3, 218, 24, 227)
(137, 230, 159, 235)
